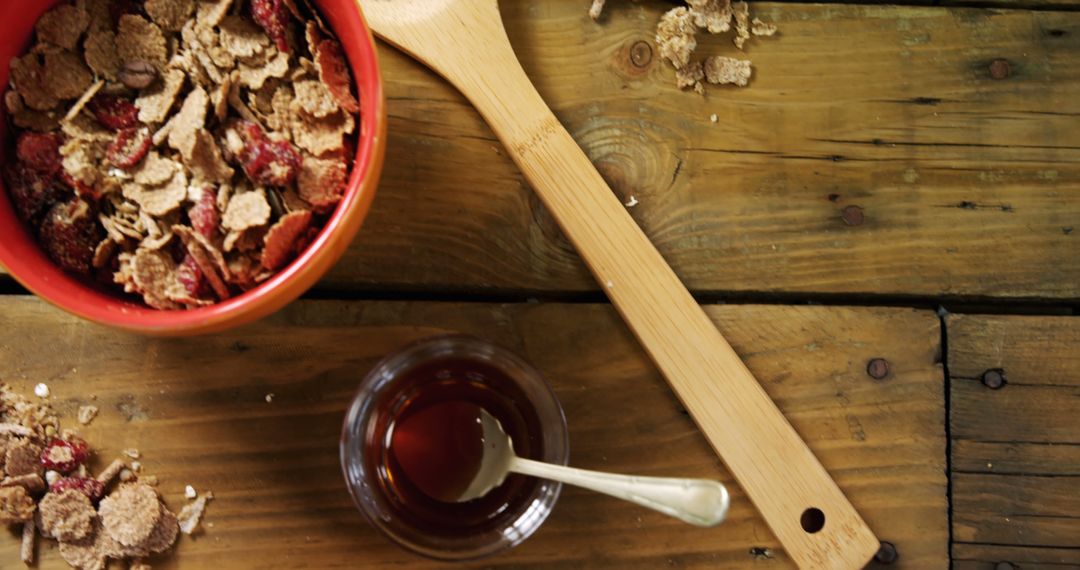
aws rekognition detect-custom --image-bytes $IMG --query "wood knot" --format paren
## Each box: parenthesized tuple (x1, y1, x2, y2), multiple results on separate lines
(630, 41, 653, 68)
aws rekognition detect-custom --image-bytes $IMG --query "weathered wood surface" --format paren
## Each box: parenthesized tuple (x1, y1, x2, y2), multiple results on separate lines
(0, 297, 946, 568)
(315, 1, 1080, 300)
(949, 314, 1080, 569)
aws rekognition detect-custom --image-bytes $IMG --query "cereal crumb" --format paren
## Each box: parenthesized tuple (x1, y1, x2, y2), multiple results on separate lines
(131, 461, 142, 473)
(710, 113, 719, 123)
(589, 0, 606, 20)
(264, 393, 274, 403)
(0, 486, 36, 525)
(77, 405, 99, 425)
(39, 490, 95, 541)
(99, 483, 162, 547)
(184, 485, 197, 499)
(625, 196, 639, 208)
(35, 383, 50, 398)
(177, 492, 212, 535)
(704, 56, 752, 86)
(124, 449, 141, 460)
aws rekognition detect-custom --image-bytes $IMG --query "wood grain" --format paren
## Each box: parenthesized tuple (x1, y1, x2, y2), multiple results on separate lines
(0, 297, 946, 568)
(307, 1, 1080, 300)
(948, 314, 1080, 567)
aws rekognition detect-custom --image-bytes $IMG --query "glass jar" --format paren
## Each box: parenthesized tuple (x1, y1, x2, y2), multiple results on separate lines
(340, 334, 569, 561)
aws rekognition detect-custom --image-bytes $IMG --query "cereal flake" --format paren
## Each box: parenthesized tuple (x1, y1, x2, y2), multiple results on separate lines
(36, 4, 90, 52)
(39, 490, 95, 542)
(116, 15, 169, 71)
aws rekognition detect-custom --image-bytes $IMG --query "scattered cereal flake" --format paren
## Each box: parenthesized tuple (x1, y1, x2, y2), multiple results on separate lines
(196, 0, 235, 30)
(0, 486, 36, 525)
(262, 210, 312, 270)
(99, 483, 162, 547)
(77, 405, 99, 426)
(189, 131, 235, 184)
(36, 3, 90, 51)
(184, 485, 197, 499)
(133, 153, 178, 187)
(238, 50, 291, 90)
(35, 383, 51, 398)
(146, 0, 196, 32)
(589, 0, 606, 20)
(290, 108, 352, 156)
(656, 7, 697, 70)
(137, 68, 187, 125)
(733, 1, 750, 49)
(97, 459, 126, 486)
(265, 393, 274, 403)
(10, 54, 58, 111)
(687, 0, 733, 34)
(1, 473, 46, 494)
(57, 519, 115, 570)
(294, 79, 339, 119)
(5, 439, 45, 477)
(297, 154, 346, 210)
(39, 490, 96, 542)
(267, 85, 295, 133)
(177, 492, 212, 535)
(85, 32, 123, 82)
(117, 15, 169, 71)
(704, 55, 752, 86)
(223, 190, 272, 231)
(44, 51, 95, 101)
(625, 196, 639, 208)
(751, 18, 777, 37)
(676, 61, 705, 94)
(122, 170, 189, 217)
(710, 113, 719, 123)
(120, 508, 178, 556)
(20, 518, 34, 564)
(124, 449, 141, 460)
(220, 15, 270, 59)
(168, 87, 210, 159)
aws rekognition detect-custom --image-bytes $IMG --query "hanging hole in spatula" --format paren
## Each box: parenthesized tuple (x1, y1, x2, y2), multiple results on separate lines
(800, 507, 826, 534)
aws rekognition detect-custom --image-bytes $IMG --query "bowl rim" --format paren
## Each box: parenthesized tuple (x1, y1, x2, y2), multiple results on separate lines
(0, 0, 387, 336)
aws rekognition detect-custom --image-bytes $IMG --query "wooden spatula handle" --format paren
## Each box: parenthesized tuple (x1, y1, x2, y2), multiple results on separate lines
(359, 2, 879, 566)
(464, 58, 877, 570)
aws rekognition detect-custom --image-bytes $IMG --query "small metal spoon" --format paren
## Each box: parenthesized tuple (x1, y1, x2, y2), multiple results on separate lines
(459, 409, 729, 528)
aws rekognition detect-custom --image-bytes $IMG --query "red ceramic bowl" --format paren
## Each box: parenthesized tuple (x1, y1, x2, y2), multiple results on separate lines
(0, 0, 386, 335)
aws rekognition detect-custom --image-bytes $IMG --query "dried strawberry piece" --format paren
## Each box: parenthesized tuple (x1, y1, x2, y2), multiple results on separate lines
(61, 171, 101, 201)
(234, 121, 302, 186)
(188, 188, 220, 240)
(40, 438, 90, 473)
(50, 477, 105, 502)
(5, 164, 65, 223)
(89, 94, 140, 131)
(177, 253, 209, 298)
(39, 199, 101, 274)
(16, 131, 64, 177)
(252, 0, 291, 53)
(315, 39, 360, 114)
(107, 127, 152, 169)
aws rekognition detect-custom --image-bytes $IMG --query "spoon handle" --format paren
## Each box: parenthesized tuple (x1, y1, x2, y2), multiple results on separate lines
(509, 457, 729, 528)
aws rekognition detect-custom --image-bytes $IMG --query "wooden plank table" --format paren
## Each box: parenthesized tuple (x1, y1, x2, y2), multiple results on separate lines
(1, 0, 1077, 568)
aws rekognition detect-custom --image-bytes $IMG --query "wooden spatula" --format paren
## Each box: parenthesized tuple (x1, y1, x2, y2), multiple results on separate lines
(356, 1, 879, 567)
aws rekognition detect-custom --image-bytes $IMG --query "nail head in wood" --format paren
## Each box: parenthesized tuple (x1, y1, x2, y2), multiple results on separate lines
(981, 369, 1006, 390)
(874, 541, 898, 564)
(841, 205, 865, 226)
(867, 358, 890, 380)
(989, 59, 1010, 80)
